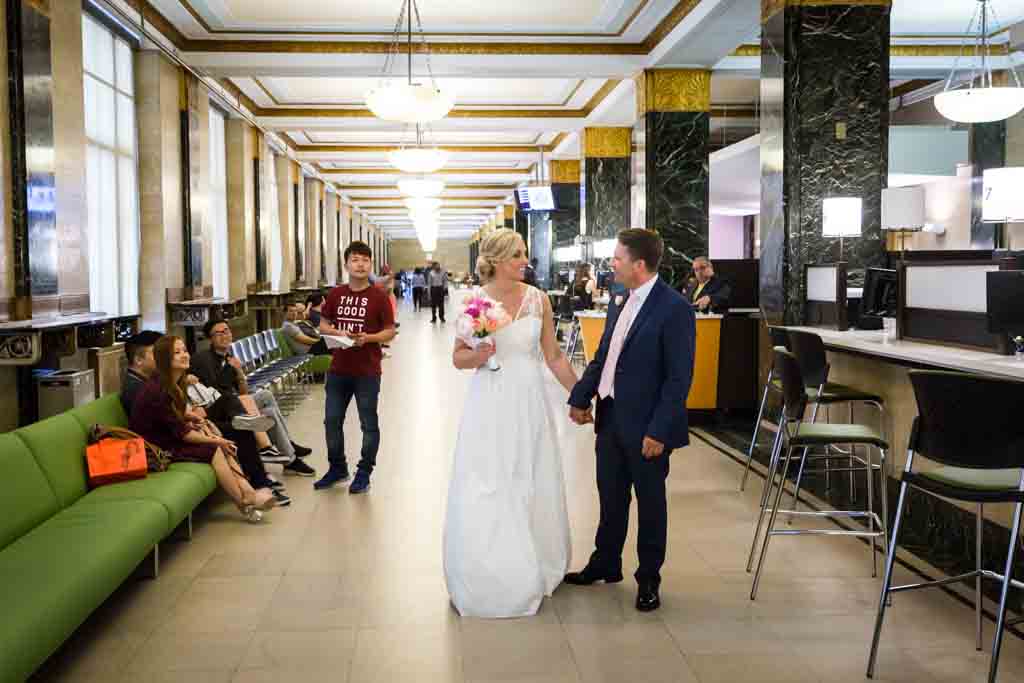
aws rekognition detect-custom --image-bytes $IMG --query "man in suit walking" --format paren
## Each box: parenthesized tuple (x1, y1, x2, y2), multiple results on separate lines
(566, 229, 696, 612)
(684, 256, 731, 313)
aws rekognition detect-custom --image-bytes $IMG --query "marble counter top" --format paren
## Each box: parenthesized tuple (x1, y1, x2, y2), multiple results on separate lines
(785, 326, 1024, 380)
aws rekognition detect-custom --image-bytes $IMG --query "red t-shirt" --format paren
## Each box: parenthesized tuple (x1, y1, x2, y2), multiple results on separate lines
(323, 284, 396, 377)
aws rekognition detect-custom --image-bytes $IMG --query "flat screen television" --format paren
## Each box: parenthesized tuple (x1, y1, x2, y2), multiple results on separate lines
(987, 270, 1024, 334)
(515, 185, 556, 212)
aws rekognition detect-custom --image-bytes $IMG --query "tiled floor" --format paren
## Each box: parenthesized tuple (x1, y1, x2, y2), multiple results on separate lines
(33, 301, 1024, 682)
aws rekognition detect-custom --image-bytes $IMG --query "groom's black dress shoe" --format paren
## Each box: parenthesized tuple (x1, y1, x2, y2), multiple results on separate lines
(636, 581, 660, 612)
(564, 565, 624, 586)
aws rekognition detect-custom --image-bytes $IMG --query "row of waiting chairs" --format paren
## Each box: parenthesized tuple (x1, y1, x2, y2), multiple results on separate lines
(229, 329, 312, 412)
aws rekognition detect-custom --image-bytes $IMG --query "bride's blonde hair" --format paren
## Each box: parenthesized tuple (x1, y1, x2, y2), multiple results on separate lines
(476, 228, 525, 283)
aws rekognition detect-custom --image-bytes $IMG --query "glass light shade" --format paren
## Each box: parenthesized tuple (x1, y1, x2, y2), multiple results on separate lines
(822, 197, 863, 237)
(983, 167, 1024, 222)
(934, 87, 1024, 124)
(365, 82, 454, 124)
(397, 176, 444, 197)
(388, 147, 450, 174)
(404, 196, 443, 212)
(881, 186, 925, 230)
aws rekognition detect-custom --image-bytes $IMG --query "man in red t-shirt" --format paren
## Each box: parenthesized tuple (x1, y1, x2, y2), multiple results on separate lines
(314, 241, 396, 494)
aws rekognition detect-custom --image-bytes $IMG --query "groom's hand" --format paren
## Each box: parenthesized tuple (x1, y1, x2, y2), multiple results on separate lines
(569, 406, 593, 425)
(642, 436, 665, 459)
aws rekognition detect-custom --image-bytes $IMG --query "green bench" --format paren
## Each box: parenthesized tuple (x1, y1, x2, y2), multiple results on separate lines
(0, 394, 216, 681)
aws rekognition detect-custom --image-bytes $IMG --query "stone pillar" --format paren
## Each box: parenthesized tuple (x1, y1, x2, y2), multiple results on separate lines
(136, 51, 185, 330)
(339, 202, 351, 284)
(51, 0, 89, 315)
(582, 129, 631, 243)
(530, 212, 553, 289)
(226, 119, 256, 300)
(759, 0, 890, 324)
(635, 69, 710, 288)
(275, 154, 295, 291)
(550, 160, 581, 250)
(324, 191, 338, 285)
(303, 177, 323, 286)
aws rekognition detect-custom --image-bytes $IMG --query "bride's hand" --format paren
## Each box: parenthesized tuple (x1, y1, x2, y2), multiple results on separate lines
(476, 341, 497, 368)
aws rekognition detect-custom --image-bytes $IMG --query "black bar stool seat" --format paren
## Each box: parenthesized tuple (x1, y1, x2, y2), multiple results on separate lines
(904, 467, 1024, 504)
(808, 382, 883, 406)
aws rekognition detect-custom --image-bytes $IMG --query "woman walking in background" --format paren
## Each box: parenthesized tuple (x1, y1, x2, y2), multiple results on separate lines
(411, 268, 427, 312)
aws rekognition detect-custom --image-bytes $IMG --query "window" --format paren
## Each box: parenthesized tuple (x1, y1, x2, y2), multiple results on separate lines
(208, 106, 229, 298)
(82, 14, 138, 317)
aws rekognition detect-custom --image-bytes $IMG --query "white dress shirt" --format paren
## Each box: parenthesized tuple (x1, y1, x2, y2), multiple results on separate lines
(597, 275, 659, 399)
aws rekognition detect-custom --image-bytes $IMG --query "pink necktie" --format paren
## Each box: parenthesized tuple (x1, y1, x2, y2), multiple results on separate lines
(598, 295, 637, 399)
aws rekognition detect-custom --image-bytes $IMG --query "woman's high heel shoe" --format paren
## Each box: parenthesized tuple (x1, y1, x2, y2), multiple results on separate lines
(244, 488, 277, 511)
(238, 505, 263, 523)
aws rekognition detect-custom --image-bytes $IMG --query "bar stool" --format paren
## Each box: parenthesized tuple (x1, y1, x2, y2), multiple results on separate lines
(868, 370, 1024, 683)
(748, 348, 890, 599)
(740, 326, 790, 492)
(786, 329, 885, 509)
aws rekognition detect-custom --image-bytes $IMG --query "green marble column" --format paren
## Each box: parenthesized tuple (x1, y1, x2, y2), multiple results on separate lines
(582, 129, 631, 245)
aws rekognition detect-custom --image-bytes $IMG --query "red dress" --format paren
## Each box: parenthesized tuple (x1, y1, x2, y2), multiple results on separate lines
(129, 378, 218, 463)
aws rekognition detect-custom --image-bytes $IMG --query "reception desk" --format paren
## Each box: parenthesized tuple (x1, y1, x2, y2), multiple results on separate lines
(574, 311, 724, 410)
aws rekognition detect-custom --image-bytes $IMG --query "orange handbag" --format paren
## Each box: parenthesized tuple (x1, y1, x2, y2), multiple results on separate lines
(85, 437, 149, 487)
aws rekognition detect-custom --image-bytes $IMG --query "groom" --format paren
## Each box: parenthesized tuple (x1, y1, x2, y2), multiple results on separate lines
(566, 228, 696, 612)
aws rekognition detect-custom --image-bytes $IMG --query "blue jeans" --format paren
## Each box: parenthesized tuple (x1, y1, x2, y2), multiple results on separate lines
(324, 374, 381, 475)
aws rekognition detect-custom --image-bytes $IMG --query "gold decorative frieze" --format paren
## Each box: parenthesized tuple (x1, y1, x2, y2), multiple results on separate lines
(730, 44, 762, 57)
(763, 0, 891, 21)
(582, 128, 632, 158)
(549, 160, 582, 184)
(636, 69, 710, 116)
(504, 205, 515, 220)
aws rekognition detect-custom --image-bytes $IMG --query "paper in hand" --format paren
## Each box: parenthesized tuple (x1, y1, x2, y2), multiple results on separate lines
(323, 334, 355, 350)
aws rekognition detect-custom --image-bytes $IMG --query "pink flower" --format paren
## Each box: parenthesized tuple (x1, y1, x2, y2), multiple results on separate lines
(480, 300, 493, 310)
(465, 306, 481, 318)
(472, 318, 484, 333)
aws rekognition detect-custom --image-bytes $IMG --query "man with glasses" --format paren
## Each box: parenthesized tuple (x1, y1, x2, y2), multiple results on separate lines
(683, 256, 731, 314)
(190, 319, 315, 480)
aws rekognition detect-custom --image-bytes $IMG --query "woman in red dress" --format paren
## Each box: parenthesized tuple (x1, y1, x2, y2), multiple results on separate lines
(130, 335, 276, 522)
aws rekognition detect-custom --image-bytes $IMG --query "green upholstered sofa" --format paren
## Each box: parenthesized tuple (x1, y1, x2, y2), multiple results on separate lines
(0, 393, 216, 682)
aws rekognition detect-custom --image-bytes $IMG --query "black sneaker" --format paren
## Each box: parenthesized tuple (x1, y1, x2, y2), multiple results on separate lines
(349, 470, 371, 495)
(272, 489, 292, 507)
(314, 466, 351, 490)
(291, 442, 313, 458)
(284, 459, 316, 477)
(267, 478, 285, 492)
(259, 445, 290, 464)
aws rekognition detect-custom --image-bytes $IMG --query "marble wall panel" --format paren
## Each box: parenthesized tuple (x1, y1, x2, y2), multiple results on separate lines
(274, 154, 294, 290)
(584, 157, 630, 242)
(551, 182, 581, 247)
(303, 178, 322, 285)
(969, 121, 1006, 249)
(225, 118, 254, 299)
(530, 211, 553, 289)
(760, 4, 890, 324)
(642, 111, 708, 288)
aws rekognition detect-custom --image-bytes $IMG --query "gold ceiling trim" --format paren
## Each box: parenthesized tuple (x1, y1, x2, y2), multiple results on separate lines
(252, 77, 586, 109)
(176, 0, 654, 40)
(550, 160, 582, 184)
(582, 128, 632, 158)
(637, 69, 711, 115)
(641, 0, 701, 52)
(728, 44, 1011, 57)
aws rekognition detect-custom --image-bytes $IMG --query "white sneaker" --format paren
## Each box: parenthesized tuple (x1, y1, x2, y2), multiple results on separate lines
(231, 414, 275, 432)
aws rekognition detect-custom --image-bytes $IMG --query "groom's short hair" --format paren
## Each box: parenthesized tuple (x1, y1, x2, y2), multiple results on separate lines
(618, 229, 663, 272)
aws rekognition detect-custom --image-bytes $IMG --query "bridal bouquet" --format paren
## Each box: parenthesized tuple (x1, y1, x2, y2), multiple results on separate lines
(456, 294, 510, 371)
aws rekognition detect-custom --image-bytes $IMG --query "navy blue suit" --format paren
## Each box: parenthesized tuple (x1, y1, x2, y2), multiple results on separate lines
(568, 277, 696, 585)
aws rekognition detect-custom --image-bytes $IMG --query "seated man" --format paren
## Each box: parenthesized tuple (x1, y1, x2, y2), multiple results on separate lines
(683, 256, 732, 314)
(190, 319, 315, 477)
(121, 330, 163, 417)
(282, 303, 326, 355)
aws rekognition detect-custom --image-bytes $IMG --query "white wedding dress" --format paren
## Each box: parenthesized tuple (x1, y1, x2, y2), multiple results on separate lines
(444, 286, 572, 618)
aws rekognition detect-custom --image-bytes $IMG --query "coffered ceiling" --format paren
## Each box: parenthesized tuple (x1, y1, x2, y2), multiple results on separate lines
(115, 0, 1024, 239)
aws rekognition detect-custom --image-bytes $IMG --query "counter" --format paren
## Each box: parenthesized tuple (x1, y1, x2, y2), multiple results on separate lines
(574, 311, 724, 410)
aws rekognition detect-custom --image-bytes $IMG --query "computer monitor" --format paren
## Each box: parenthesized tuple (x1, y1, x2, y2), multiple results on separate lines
(987, 271, 1024, 334)
(859, 267, 898, 329)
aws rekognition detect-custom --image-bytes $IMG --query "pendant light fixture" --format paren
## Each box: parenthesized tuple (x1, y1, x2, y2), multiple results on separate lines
(388, 124, 450, 174)
(934, 0, 1024, 123)
(365, 0, 454, 124)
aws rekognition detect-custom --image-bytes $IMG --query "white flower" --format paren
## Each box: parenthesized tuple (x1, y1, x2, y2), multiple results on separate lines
(615, 295, 624, 306)
(455, 316, 475, 339)
(484, 307, 504, 321)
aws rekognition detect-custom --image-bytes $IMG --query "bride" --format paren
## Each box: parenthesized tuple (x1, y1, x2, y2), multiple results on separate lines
(444, 228, 580, 618)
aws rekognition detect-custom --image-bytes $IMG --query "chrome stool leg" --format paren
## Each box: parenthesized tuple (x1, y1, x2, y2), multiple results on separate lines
(989, 501, 1023, 683)
(788, 401, 820, 519)
(742, 368, 775, 492)
(867, 474, 911, 679)
(747, 422, 787, 573)
(751, 444, 796, 599)
(977, 503, 984, 652)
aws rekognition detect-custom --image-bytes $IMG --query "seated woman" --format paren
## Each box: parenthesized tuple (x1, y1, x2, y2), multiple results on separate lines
(130, 335, 277, 522)
(572, 263, 596, 311)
